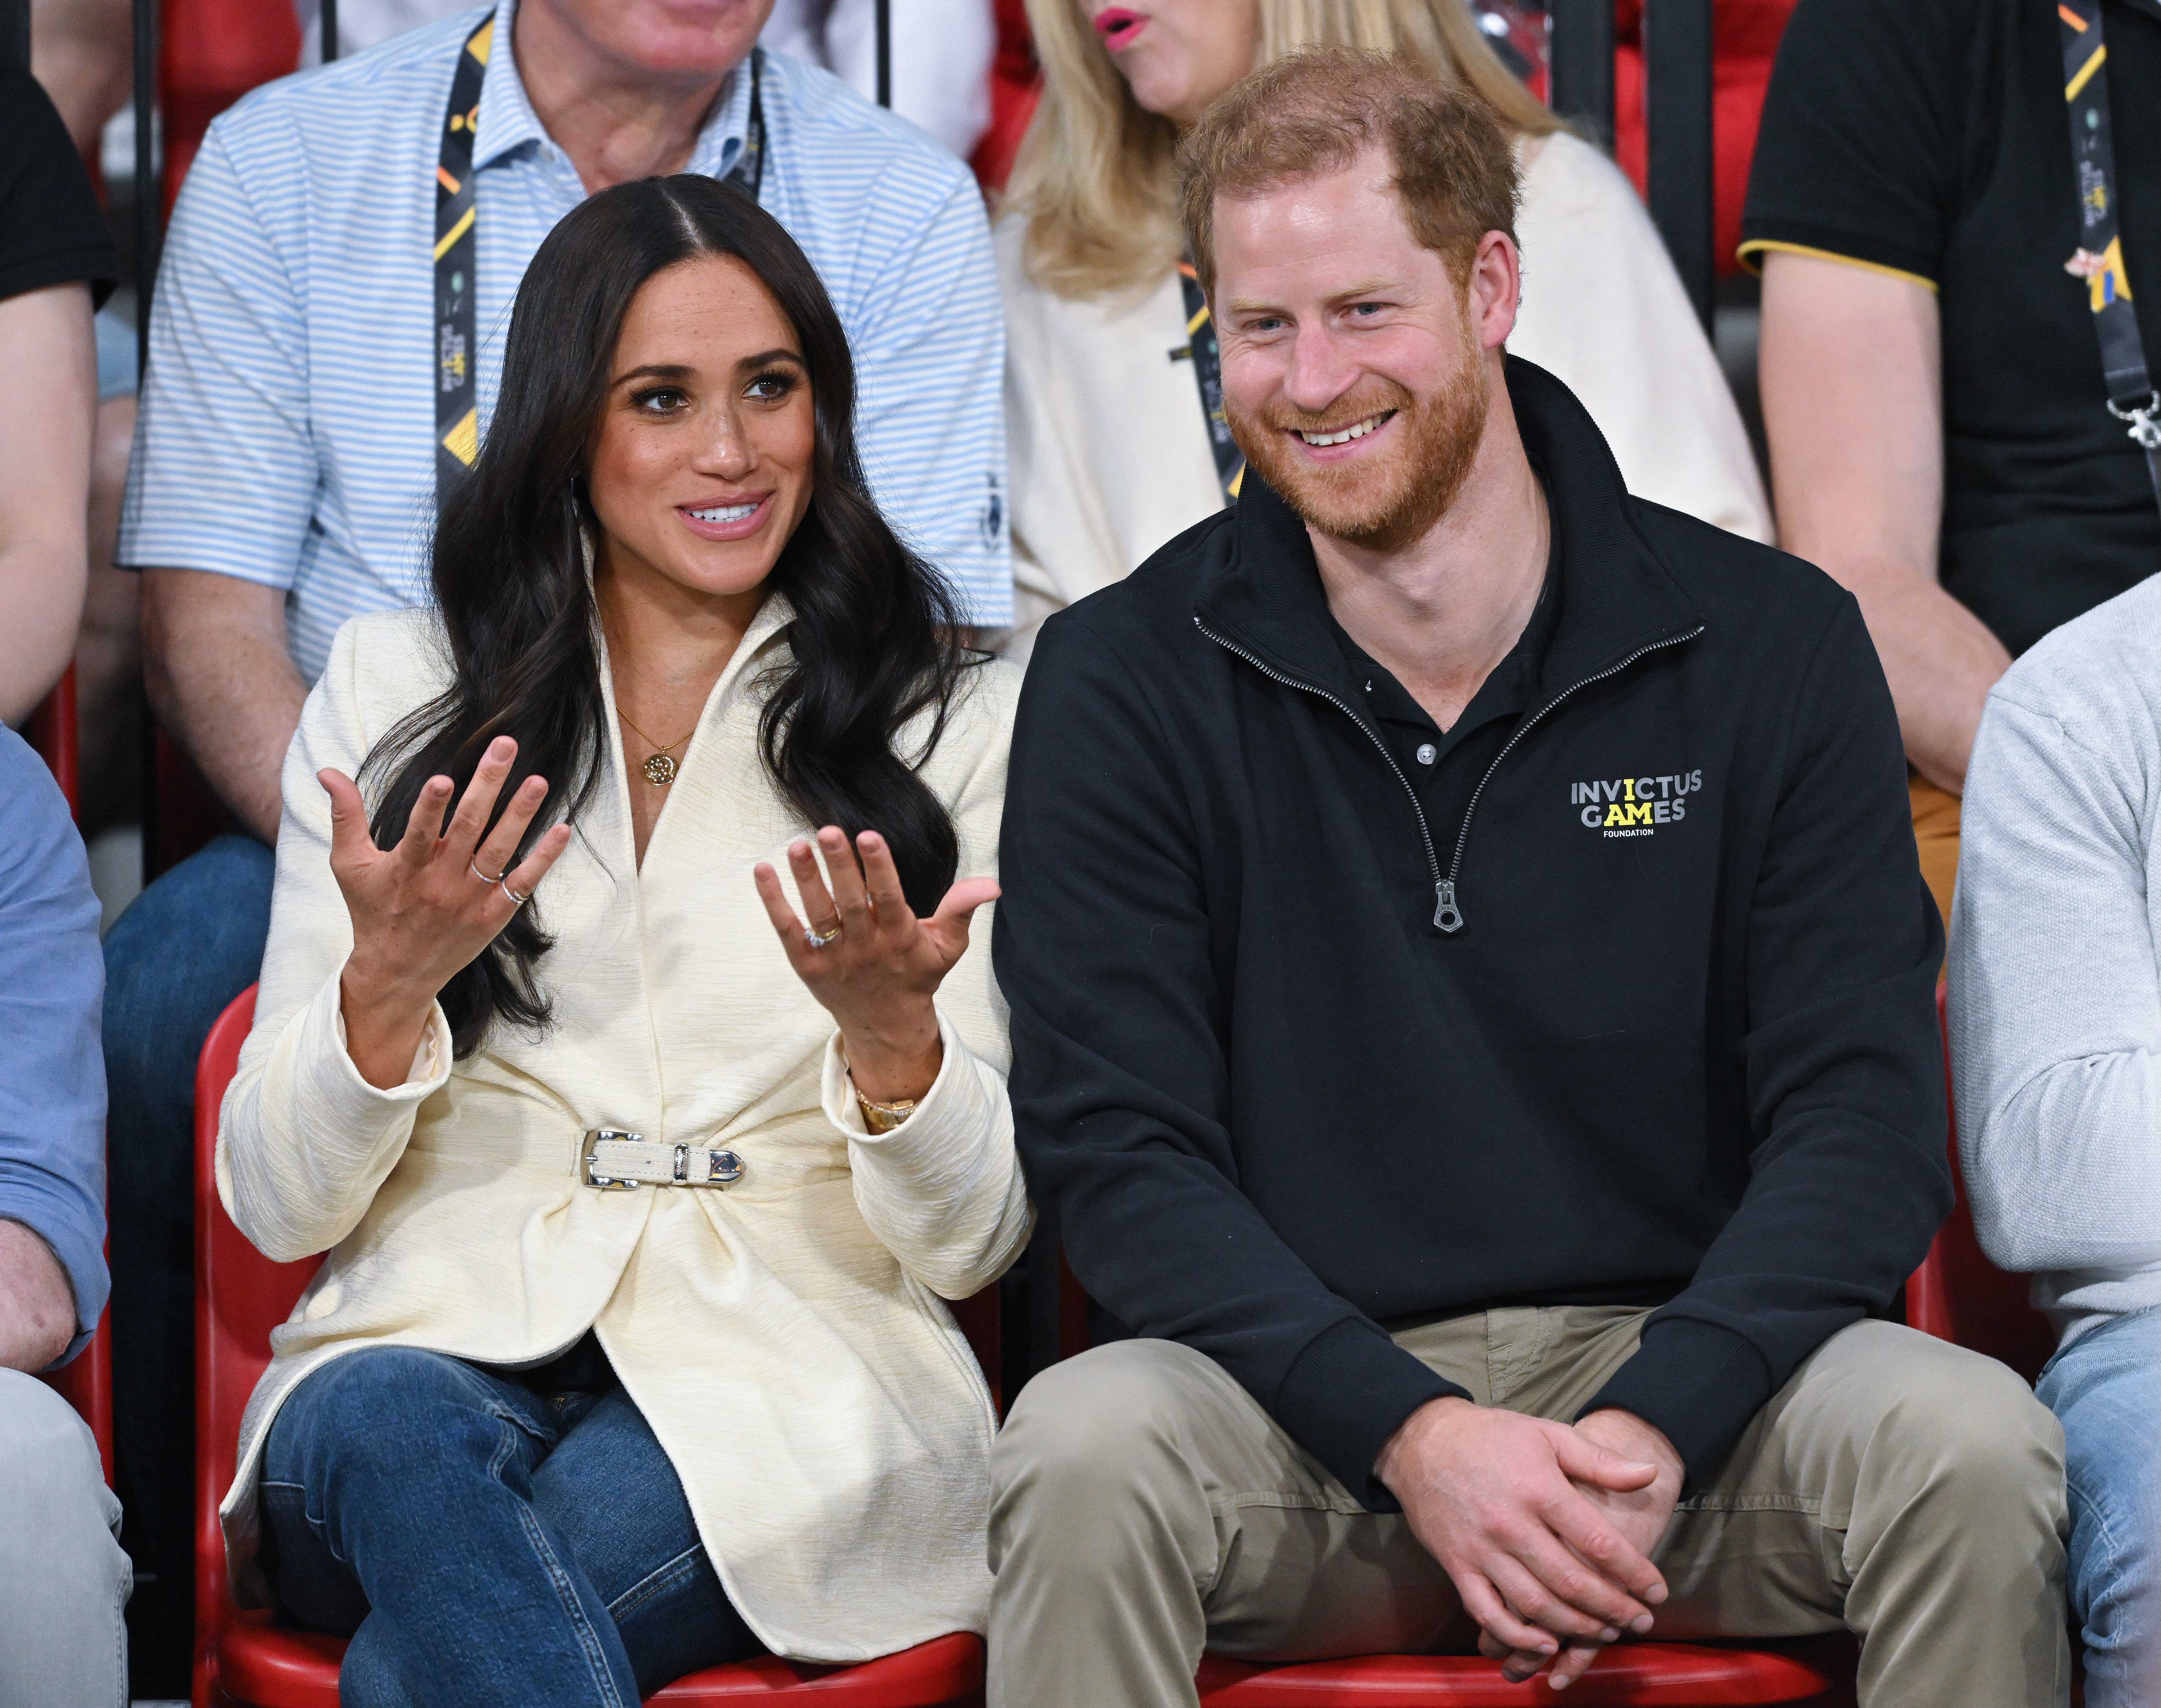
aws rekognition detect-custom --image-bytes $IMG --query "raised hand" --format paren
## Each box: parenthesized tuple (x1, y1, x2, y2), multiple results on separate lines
(322, 735, 572, 1089)
(1374, 1397, 1673, 1684)
(752, 826, 999, 1105)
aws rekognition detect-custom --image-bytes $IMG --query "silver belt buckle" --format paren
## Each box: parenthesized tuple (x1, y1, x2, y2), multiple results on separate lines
(582, 1129, 746, 1190)
(677, 1142, 745, 1188)
(583, 1127, 644, 1191)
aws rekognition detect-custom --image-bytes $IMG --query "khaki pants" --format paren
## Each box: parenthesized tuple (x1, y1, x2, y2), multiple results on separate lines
(987, 1309, 2067, 1708)
(1910, 772, 1961, 929)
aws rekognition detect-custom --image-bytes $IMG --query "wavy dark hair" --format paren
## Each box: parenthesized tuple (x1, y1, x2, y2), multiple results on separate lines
(361, 175, 976, 1057)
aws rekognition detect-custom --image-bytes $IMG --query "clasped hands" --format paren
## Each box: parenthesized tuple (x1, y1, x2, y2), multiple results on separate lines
(1375, 1397, 1685, 1691)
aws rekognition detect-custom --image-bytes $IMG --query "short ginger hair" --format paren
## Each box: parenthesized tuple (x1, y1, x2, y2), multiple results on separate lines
(1178, 47, 1522, 299)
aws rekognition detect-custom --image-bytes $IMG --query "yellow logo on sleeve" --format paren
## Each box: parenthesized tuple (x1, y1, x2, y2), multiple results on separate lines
(1574, 771, 1702, 837)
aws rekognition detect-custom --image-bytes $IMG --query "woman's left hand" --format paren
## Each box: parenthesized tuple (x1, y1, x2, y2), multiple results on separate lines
(753, 826, 998, 1105)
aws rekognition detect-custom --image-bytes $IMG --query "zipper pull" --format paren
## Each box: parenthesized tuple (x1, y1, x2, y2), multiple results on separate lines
(1434, 880, 1464, 934)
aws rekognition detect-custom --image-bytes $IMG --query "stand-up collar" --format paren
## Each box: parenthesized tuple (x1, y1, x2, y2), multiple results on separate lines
(1193, 358, 1707, 703)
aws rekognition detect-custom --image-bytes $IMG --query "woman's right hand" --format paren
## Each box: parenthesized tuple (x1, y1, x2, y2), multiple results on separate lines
(320, 735, 573, 1088)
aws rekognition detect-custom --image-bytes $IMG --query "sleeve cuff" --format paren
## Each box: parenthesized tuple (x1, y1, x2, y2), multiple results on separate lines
(1733, 229, 1937, 292)
(1270, 1315, 1469, 1512)
(1578, 1318, 1774, 1488)
(820, 1010, 983, 1145)
(322, 974, 454, 1105)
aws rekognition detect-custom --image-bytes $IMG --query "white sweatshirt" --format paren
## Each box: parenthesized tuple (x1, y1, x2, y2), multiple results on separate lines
(1950, 571, 2161, 1349)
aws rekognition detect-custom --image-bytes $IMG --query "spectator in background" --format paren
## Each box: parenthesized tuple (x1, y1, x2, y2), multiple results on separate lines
(1951, 575, 2161, 1708)
(0, 63, 110, 728)
(993, 0, 1768, 658)
(0, 726, 128, 1705)
(1744, 0, 2161, 923)
(105, 0, 1008, 1685)
(31, 0, 150, 837)
(763, 0, 996, 161)
(295, 0, 997, 160)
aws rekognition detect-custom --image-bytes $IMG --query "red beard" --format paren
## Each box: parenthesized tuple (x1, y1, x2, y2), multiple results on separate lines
(1226, 323, 1490, 553)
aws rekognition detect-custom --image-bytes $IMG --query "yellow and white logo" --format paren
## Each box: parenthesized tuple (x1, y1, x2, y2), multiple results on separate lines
(1574, 771, 1702, 838)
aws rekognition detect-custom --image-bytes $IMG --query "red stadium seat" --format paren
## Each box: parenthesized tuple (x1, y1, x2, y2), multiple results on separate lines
(41, 1301, 115, 1489)
(192, 985, 990, 1708)
(1196, 1641, 1855, 1704)
(1903, 986, 2057, 1383)
(28, 664, 81, 820)
(1609, 0, 1797, 280)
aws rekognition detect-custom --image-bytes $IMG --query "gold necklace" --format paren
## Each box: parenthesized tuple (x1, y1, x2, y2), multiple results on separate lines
(616, 708, 697, 787)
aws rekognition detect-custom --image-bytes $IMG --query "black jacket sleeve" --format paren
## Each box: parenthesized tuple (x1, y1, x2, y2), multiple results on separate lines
(1581, 594, 1951, 1480)
(994, 613, 1461, 1505)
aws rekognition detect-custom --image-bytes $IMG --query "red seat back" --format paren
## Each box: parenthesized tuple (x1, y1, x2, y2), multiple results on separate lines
(1903, 987, 2057, 1382)
(194, 984, 324, 1705)
(191, 984, 992, 1706)
(28, 666, 80, 820)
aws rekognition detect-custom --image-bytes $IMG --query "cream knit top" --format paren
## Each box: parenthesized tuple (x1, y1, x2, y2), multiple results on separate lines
(215, 597, 1031, 1661)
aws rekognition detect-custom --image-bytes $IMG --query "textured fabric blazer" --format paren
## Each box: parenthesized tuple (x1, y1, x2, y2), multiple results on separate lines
(216, 598, 1031, 1661)
(997, 131, 1772, 658)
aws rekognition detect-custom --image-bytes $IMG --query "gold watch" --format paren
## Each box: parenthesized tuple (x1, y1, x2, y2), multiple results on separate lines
(854, 1089, 917, 1134)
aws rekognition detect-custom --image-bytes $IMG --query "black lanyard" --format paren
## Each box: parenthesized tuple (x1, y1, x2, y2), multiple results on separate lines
(432, 22, 767, 510)
(2057, 0, 2161, 512)
(1173, 259, 1246, 506)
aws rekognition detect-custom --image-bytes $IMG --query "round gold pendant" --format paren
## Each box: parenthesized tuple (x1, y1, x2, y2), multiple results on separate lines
(642, 752, 678, 787)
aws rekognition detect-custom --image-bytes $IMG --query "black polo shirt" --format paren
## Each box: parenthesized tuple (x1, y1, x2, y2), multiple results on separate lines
(1741, 0, 2161, 655)
(0, 68, 117, 308)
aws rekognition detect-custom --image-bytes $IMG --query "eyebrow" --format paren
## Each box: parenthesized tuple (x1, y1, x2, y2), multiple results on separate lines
(612, 349, 805, 387)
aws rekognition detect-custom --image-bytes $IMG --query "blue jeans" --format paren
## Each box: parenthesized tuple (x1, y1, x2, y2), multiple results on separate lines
(101, 834, 275, 1693)
(2038, 1306, 2161, 1708)
(260, 1341, 759, 1706)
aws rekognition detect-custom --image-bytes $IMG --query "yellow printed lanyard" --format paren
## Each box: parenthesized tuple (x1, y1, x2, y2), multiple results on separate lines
(2057, 0, 2161, 511)
(431, 23, 767, 509)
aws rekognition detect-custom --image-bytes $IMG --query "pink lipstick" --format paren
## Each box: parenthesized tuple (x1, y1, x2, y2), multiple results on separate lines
(676, 494, 773, 542)
(1092, 7, 1147, 48)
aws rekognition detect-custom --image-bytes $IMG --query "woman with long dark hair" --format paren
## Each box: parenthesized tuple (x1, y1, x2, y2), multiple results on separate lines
(211, 175, 1030, 1704)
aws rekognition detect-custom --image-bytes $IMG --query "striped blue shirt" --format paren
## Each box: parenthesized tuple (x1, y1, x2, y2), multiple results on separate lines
(118, 1, 1011, 678)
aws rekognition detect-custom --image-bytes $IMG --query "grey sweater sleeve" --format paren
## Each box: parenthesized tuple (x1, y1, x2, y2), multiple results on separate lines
(1949, 615, 2161, 1320)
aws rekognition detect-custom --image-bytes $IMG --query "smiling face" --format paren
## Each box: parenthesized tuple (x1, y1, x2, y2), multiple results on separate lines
(583, 253, 816, 610)
(1086, 0, 1260, 125)
(1212, 147, 1518, 552)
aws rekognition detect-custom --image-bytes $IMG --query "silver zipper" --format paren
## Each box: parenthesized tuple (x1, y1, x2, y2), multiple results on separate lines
(1194, 616, 1448, 922)
(1197, 615, 1704, 934)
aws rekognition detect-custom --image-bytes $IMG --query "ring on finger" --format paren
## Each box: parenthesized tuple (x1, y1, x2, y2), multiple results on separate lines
(471, 855, 508, 885)
(500, 875, 535, 906)
(804, 921, 842, 949)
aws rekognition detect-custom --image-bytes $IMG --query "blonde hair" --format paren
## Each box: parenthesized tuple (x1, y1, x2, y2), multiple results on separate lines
(1005, 0, 1560, 299)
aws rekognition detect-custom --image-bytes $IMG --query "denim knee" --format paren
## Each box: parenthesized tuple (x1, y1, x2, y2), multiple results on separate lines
(2038, 1308, 2161, 1705)
(102, 834, 273, 1096)
(265, 1347, 549, 1498)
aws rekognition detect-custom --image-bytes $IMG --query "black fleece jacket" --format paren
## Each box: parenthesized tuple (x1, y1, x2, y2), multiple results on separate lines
(992, 359, 1950, 1504)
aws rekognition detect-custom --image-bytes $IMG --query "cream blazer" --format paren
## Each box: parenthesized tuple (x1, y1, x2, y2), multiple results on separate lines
(998, 131, 1773, 656)
(216, 597, 1032, 1662)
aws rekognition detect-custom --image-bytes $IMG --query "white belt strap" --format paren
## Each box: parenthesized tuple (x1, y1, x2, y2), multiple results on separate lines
(582, 1128, 745, 1191)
